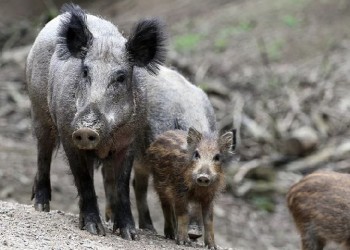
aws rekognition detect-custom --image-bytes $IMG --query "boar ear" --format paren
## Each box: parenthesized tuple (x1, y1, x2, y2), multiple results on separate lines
(187, 127, 202, 148)
(126, 18, 167, 75)
(57, 3, 93, 59)
(219, 129, 236, 153)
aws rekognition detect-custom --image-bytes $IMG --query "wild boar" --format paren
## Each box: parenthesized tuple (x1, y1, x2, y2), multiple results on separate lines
(26, 3, 166, 239)
(131, 65, 218, 238)
(287, 171, 350, 250)
(146, 127, 236, 249)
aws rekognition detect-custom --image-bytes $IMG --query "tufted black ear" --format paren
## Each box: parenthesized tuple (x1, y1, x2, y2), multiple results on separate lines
(57, 3, 93, 59)
(126, 18, 167, 75)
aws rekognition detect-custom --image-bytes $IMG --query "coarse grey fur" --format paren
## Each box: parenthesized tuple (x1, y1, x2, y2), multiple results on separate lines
(26, 3, 216, 241)
(133, 66, 217, 234)
(26, 4, 166, 240)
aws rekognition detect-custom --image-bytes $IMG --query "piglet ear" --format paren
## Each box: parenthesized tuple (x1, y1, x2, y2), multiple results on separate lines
(57, 3, 93, 59)
(126, 18, 167, 75)
(219, 129, 236, 153)
(187, 127, 202, 149)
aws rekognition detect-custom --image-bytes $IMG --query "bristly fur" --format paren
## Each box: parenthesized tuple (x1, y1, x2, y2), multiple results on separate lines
(126, 18, 167, 75)
(57, 3, 93, 60)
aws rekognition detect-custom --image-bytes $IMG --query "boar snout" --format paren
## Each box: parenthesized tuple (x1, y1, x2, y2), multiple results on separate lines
(196, 174, 212, 186)
(72, 128, 100, 149)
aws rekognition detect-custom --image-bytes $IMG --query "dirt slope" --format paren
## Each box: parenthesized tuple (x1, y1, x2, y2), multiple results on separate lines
(0, 200, 216, 250)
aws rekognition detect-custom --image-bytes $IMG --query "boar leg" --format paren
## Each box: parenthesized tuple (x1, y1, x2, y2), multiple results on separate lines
(31, 120, 57, 212)
(101, 161, 118, 222)
(64, 145, 105, 236)
(158, 196, 175, 239)
(300, 234, 325, 250)
(175, 200, 191, 246)
(188, 202, 203, 240)
(202, 202, 216, 250)
(133, 160, 156, 232)
(113, 151, 138, 240)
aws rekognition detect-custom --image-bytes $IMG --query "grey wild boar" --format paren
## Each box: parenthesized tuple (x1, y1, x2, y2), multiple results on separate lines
(145, 127, 236, 249)
(26, 3, 166, 239)
(132, 69, 218, 238)
(287, 171, 350, 250)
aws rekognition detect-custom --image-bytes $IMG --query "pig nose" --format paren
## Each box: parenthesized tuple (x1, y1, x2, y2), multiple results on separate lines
(72, 128, 100, 150)
(196, 174, 211, 186)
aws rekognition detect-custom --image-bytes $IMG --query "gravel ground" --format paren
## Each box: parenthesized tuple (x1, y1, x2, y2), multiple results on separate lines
(0, 201, 221, 250)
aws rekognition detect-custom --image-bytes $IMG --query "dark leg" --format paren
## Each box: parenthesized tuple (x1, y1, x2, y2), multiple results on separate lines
(174, 199, 191, 246)
(158, 196, 175, 239)
(188, 202, 203, 240)
(113, 150, 138, 240)
(344, 238, 350, 250)
(31, 122, 56, 212)
(64, 144, 105, 236)
(101, 161, 117, 222)
(202, 202, 216, 250)
(133, 160, 156, 232)
(301, 233, 325, 250)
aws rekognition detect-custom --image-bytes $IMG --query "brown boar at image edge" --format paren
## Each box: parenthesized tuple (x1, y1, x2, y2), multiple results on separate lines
(287, 171, 350, 250)
(146, 127, 236, 249)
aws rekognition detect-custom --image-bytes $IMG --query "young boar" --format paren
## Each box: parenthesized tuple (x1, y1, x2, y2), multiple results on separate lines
(146, 127, 236, 249)
(26, 3, 166, 239)
(132, 67, 217, 237)
(287, 171, 350, 250)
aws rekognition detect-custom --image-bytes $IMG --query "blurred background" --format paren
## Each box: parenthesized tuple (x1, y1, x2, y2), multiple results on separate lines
(1, 0, 350, 249)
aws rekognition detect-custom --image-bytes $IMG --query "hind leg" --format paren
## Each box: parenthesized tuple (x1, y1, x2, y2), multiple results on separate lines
(300, 228, 325, 250)
(133, 160, 156, 232)
(344, 239, 350, 250)
(31, 118, 57, 212)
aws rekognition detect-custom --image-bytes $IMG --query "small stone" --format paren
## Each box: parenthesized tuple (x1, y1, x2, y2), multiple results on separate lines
(3, 240, 8, 246)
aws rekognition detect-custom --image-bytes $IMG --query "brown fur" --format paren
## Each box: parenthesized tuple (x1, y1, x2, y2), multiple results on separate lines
(146, 128, 234, 249)
(287, 171, 350, 250)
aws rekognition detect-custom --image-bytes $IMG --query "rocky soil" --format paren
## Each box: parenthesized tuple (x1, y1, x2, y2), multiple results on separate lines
(0, 201, 208, 250)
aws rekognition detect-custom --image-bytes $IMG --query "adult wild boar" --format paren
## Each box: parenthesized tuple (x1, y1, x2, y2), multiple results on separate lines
(26, 3, 166, 239)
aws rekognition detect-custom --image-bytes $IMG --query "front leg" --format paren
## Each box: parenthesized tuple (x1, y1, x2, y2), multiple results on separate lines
(202, 202, 216, 250)
(188, 202, 203, 240)
(31, 121, 57, 212)
(64, 144, 105, 236)
(175, 199, 191, 246)
(113, 150, 138, 240)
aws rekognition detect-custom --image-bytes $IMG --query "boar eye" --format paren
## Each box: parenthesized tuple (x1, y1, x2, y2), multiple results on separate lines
(116, 74, 126, 83)
(193, 150, 200, 160)
(213, 154, 221, 162)
(83, 66, 88, 78)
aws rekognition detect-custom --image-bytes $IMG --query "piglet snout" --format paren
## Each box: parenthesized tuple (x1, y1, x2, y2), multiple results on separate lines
(196, 174, 211, 186)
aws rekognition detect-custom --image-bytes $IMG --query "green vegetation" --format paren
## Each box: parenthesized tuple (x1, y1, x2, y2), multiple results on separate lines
(266, 39, 284, 61)
(282, 14, 299, 28)
(174, 33, 202, 53)
(214, 20, 255, 52)
(251, 195, 276, 213)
